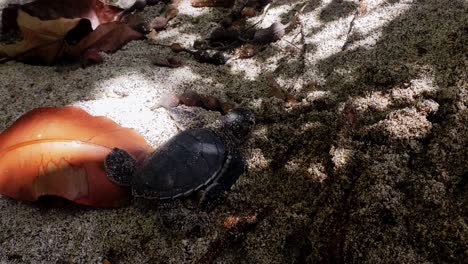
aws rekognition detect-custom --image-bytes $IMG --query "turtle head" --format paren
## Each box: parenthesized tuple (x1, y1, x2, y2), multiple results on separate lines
(222, 108, 255, 143)
(104, 148, 137, 187)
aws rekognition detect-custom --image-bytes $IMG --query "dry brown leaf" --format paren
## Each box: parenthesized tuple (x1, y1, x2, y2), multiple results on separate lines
(2, 0, 125, 32)
(0, 10, 87, 65)
(152, 55, 182, 68)
(67, 22, 143, 60)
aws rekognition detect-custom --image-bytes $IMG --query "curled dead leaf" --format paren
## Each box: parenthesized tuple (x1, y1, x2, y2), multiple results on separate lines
(152, 55, 182, 68)
(67, 21, 143, 60)
(0, 10, 90, 65)
(0, 106, 153, 207)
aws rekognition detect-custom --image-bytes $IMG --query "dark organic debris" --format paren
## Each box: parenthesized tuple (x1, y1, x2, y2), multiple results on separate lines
(192, 51, 229, 65)
(154, 90, 235, 114)
(253, 22, 285, 44)
(209, 27, 240, 44)
(146, 0, 162, 5)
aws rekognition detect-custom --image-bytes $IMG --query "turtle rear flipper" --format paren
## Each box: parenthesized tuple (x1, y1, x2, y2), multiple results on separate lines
(199, 151, 247, 209)
(104, 147, 137, 187)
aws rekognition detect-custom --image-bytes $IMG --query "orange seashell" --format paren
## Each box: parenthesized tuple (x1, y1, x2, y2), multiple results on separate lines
(0, 106, 153, 207)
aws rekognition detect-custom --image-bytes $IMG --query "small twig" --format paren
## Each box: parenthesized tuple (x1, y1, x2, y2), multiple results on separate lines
(342, 0, 367, 51)
(281, 38, 302, 51)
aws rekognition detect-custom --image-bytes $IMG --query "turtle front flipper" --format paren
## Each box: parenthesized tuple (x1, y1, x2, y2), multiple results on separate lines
(104, 148, 137, 187)
(199, 151, 247, 209)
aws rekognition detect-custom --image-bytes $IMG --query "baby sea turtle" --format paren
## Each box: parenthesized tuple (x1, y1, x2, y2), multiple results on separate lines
(104, 108, 255, 206)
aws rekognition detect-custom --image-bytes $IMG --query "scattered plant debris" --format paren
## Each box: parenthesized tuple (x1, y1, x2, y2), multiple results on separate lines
(253, 22, 285, 44)
(197, 209, 270, 264)
(266, 74, 297, 105)
(235, 43, 258, 58)
(154, 90, 236, 114)
(190, 0, 235, 8)
(0, 0, 179, 66)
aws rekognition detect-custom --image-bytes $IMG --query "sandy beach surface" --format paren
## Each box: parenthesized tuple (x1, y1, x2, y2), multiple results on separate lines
(1, 0, 467, 263)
